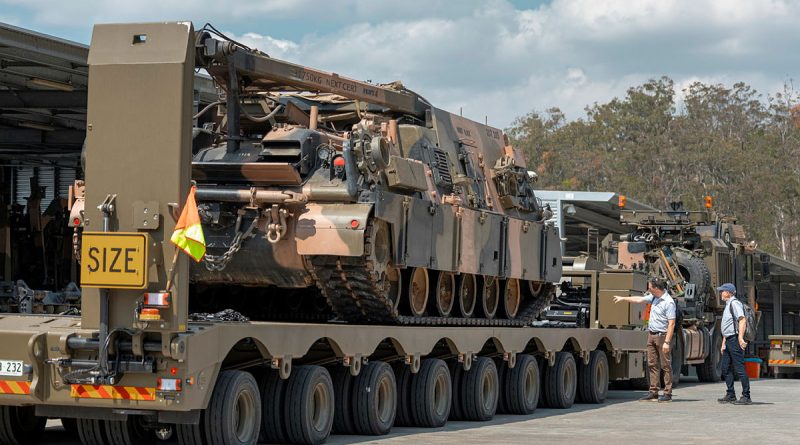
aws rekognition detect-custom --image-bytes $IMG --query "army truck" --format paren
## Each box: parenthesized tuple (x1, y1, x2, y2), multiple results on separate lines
(598, 202, 759, 383)
(0, 22, 648, 445)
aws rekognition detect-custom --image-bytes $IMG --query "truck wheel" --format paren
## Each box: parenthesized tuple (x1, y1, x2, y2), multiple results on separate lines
(351, 361, 396, 435)
(330, 366, 355, 434)
(285, 366, 334, 445)
(176, 411, 208, 445)
(0, 406, 45, 445)
(501, 354, 540, 414)
(259, 370, 288, 444)
(392, 362, 413, 427)
(206, 370, 261, 445)
(577, 351, 609, 404)
(697, 329, 722, 382)
(448, 361, 465, 420)
(668, 338, 682, 386)
(410, 359, 451, 427)
(461, 357, 499, 421)
(61, 418, 78, 438)
(543, 352, 577, 409)
(106, 416, 155, 445)
(76, 418, 111, 445)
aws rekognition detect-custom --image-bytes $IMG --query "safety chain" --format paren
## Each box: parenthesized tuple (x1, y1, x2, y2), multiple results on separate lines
(72, 228, 82, 262)
(202, 216, 259, 272)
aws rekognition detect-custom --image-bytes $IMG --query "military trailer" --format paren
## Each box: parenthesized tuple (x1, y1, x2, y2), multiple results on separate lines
(0, 22, 647, 445)
(768, 335, 800, 377)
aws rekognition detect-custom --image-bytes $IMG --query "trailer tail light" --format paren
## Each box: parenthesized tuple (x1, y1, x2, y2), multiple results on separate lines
(157, 378, 181, 392)
(333, 156, 345, 167)
(144, 292, 170, 307)
(139, 308, 162, 321)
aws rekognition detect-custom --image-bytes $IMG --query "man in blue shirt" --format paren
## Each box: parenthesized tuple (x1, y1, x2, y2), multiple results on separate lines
(614, 277, 676, 402)
(716, 283, 752, 405)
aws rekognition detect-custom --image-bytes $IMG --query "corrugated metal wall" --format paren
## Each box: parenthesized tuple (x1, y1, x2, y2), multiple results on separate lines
(12, 166, 77, 213)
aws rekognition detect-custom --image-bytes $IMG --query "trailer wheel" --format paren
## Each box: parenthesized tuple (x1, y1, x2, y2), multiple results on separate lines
(0, 405, 45, 445)
(500, 354, 539, 414)
(543, 352, 577, 409)
(577, 351, 609, 404)
(330, 366, 355, 434)
(106, 416, 155, 445)
(205, 370, 261, 445)
(392, 362, 413, 427)
(460, 357, 499, 421)
(284, 366, 334, 445)
(697, 328, 722, 382)
(448, 361, 465, 420)
(259, 370, 288, 444)
(76, 418, 111, 445)
(60, 418, 78, 438)
(176, 411, 208, 445)
(351, 361, 396, 435)
(410, 359, 451, 427)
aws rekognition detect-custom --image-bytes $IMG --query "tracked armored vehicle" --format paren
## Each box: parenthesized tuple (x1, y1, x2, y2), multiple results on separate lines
(189, 31, 562, 325)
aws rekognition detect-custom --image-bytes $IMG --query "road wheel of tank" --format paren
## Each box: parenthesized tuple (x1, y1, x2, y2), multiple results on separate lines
(205, 370, 261, 445)
(433, 272, 456, 317)
(543, 352, 577, 409)
(106, 416, 155, 445)
(448, 361, 466, 421)
(502, 278, 522, 320)
(392, 362, 414, 427)
(330, 366, 355, 434)
(460, 357, 499, 421)
(284, 366, 334, 445)
(368, 220, 403, 310)
(500, 354, 540, 415)
(697, 328, 723, 382)
(76, 418, 111, 445)
(259, 369, 288, 444)
(407, 267, 429, 317)
(410, 359, 452, 427)
(577, 351, 609, 404)
(351, 361, 396, 435)
(456, 274, 477, 318)
(480, 277, 500, 319)
(0, 405, 45, 445)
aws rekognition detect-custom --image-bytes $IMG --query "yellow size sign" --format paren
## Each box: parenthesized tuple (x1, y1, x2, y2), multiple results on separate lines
(80, 232, 149, 289)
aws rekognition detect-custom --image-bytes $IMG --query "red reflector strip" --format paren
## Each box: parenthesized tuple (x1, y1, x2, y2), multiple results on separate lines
(768, 359, 797, 365)
(70, 384, 156, 400)
(0, 380, 30, 395)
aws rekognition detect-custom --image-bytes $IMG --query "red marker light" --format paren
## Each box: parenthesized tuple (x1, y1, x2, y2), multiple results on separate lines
(350, 219, 359, 229)
(73, 218, 81, 226)
(170, 367, 178, 375)
(333, 156, 346, 167)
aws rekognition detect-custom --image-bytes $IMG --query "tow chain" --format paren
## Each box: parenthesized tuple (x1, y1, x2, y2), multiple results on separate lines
(72, 228, 81, 262)
(203, 215, 260, 272)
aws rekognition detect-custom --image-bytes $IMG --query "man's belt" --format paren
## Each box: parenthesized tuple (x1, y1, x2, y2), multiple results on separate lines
(649, 331, 666, 335)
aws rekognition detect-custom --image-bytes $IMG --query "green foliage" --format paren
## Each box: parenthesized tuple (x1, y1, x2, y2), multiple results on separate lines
(508, 78, 800, 261)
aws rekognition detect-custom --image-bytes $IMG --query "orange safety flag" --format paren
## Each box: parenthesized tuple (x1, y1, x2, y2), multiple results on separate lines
(170, 186, 206, 262)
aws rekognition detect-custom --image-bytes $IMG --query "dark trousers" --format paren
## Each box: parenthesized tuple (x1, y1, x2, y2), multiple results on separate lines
(646, 333, 672, 396)
(721, 336, 750, 398)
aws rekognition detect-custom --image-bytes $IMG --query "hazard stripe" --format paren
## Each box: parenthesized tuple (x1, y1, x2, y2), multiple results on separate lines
(768, 359, 797, 365)
(70, 384, 155, 401)
(0, 380, 31, 395)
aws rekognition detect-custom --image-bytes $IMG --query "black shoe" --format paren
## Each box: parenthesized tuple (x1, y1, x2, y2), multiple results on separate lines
(639, 393, 659, 402)
(733, 396, 752, 405)
(658, 395, 672, 403)
(717, 394, 736, 403)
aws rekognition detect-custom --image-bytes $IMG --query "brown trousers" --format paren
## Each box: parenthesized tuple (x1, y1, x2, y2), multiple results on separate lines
(646, 333, 673, 396)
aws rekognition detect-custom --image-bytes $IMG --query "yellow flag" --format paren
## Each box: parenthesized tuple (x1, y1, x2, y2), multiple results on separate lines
(170, 186, 206, 262)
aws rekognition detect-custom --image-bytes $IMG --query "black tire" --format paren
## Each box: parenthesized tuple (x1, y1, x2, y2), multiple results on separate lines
(284, 366, 334, 445)
(351, 362, 396, 436)
(76, 418, 111, 445)
(205, 370, 261, 445)
(106, 417, 155, 445)
(392, 362, 413, 427)
(176, 411, 208, 445)
(500, 354, 540, 414)
(0, 406, 45, 445)
(330, 366, 355, 434)
(260, 369, 289, 444)
(697, 328, 723, 382)
(543, 352, 577, 409)
(460, 357, 499, 421)
(577, 351, 609, 404)
(448, 361, 465, 421)
(61, 418, 78, 438)
(410, 359, 452, 427)
(668, 336, 682, 386)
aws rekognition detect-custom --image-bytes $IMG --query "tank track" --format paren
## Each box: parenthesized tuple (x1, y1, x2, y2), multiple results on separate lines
(307, 222, 554, 326)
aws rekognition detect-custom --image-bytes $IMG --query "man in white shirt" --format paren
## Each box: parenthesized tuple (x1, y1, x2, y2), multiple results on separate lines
(614, 277, 676, 402)
(716, 283, 752, 405)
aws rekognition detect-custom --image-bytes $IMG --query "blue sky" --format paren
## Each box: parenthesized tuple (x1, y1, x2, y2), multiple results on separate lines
(2, 0, 799, 127)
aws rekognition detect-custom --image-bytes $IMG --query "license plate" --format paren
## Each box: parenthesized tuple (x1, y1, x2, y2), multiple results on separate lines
(0, 360, 24, 377)
(80, 232, 149, 289)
